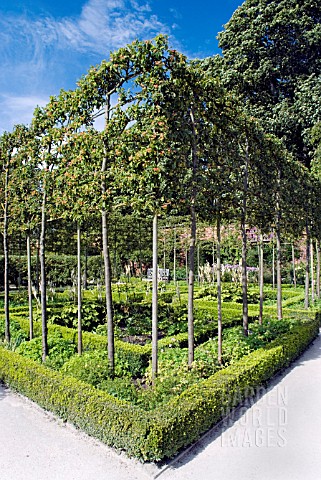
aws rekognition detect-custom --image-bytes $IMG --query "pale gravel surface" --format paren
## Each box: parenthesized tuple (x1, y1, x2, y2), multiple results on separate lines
(1, 331, 321, 480)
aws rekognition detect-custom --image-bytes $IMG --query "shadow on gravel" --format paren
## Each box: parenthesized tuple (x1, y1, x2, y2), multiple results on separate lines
(160, 333, 321, 475)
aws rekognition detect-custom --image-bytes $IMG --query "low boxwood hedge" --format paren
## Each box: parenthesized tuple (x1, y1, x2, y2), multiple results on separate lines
(141, 316, 320, 460)
(0, 315, 318, 461)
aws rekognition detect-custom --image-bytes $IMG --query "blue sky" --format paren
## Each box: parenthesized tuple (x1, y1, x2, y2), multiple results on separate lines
(0, 0, 243, 133)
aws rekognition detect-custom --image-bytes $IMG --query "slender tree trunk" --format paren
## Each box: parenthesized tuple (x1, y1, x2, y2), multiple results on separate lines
(113, 224, 117, 280)
(185, 245, 188, 281)
(241, 220, 248, 335)
(139, 221, 143, 280)
(305, 221, 310, 309)
(102, 210, 114, 371)
(217, 214, 222, 365)
(276, 227, 282, 320)
(152, 212, 158, 384)
(292, 244, 297, 288)
(3, 167, 10, 343)
(212, 236, 215, 285)
(173, 226, 176, 285)
(40, 185, 48, 362)
(77, 223, 82, 355)
(188, 105, 198, 365)
(188, 204, 196, 365)
(259, 233, 264, 325)
(276, 170, 282, 320)
(272, 243, 275, 289)
(163, 232, 166, 271)
(316, 239, 320, 299)
(102, 93, 114, 373)
(36, 237, 40, 295)
(83, 233, 88, 290)
(197, 243, 200, 285)
(241, 139, 249, 336)
(27, 233, 33, 340)
(310, 239, 315, 304)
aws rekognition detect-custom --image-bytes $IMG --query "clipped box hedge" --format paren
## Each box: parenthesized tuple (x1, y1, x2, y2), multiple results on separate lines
(0, 315, 319, 461)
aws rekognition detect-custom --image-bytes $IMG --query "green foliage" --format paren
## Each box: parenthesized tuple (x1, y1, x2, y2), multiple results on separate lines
(218, 0, 321, 165)
(0, 316, 28, 352)
(0, 315, 318, 461)
(50, 302, 105, 331)
(0, 254, 105, 288)
(98, 377, 138, 403)
(194, 284, 260, 303)
(62, 350, 113, 385)
(16, 331, 76, 369)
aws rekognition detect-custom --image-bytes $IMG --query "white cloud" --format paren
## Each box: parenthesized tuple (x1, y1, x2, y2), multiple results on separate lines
(0, 0, 182, 131)
(0, 95, 48, 133)
(63, 0, 171, 53)
(0, 0, 172, 60)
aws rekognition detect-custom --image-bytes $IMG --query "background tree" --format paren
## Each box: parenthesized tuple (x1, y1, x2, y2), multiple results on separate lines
(217, 0, 321, 166)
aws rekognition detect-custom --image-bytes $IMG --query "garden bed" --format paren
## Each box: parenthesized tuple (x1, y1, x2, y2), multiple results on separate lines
(0, 314, 319, 461)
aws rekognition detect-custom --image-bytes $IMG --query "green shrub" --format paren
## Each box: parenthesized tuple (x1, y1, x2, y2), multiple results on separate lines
(16, 331, 76, 369)
(99, 377, 138, 403)
(61, 350, 113, 385)
(50, 302, 105, 331)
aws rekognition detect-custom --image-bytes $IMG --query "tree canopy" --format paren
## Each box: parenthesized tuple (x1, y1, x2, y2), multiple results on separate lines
(217, 0, 321, 165)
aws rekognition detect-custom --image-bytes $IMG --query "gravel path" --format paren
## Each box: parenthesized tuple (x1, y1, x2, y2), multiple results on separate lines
(1, 332, 320, 480)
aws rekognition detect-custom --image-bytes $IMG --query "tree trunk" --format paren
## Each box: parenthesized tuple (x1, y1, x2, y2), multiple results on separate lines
(138, 221, 143, 280)
(310, 239, 315, 304)
(163, 232, 166, 271)
(3, 167, 10, 343)
(197, 243, 200, 285)
(102, 209, 114, 371)
(276, 227, 282, 320)
(83, 239, 88, 290)
(316, 239, 320, 299)
(185, 245, 188, 281)
(259, 233, 264, 325)
(36, 237, 40, 295)
(40, 185, 48, 362)
(292, 244, 297, 288)
(212, 237, 215, 285)
(241, 139, 249, 336)
(173, 226, 176, 284)
(188, 203, 196, 365)
(102, 93, 114, 373)
(77, 223, 82, 355)
(27, 233, 33, 340)
(216, 214, 222, 365)
(272, 243, 275, 289)
(305, 222, 310, 309)
(188, 105, 198, 365)
(276, 170, 282, 320)
(152, 212, 158, 384)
